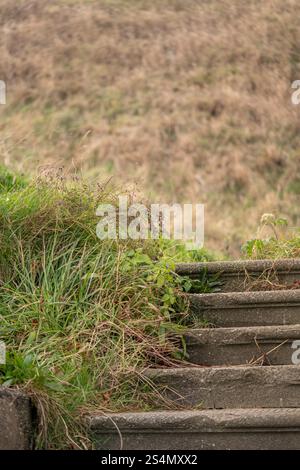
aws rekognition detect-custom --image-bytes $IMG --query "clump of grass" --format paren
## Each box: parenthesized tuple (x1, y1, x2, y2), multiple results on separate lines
(0, 168, 212, 449)
(242, 214, 300, 259)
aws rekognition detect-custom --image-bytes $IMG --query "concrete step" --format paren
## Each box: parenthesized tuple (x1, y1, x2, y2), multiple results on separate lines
(188, 290, 300, 327)
(89, 408, 300, 450)
(0, 388, 36, 450)
(185, 325, 300, 366)
(176, 259, 300, 292)
(145, 365, 300, 408)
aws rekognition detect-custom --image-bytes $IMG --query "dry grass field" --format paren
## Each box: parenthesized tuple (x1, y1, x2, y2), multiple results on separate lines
(1, 0, 300, 255)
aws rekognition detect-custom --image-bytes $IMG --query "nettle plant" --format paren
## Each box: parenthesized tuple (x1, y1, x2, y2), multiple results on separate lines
(122, 242, 218, 317)
(122, 247, 189, 317)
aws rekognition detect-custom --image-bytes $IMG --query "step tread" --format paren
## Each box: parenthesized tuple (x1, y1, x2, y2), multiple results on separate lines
(176, 259, 300, 275)
(146, 364, 300, 376)
(188, 289, 300, 306)
(90, 408, 300, 430)
(186, 324, 300, 344)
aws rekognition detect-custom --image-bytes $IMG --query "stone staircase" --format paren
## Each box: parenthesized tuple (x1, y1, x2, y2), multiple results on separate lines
(90, 259, 300, 450)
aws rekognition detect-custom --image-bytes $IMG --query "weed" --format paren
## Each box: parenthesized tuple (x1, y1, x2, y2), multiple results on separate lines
(242, 214, 300, 259)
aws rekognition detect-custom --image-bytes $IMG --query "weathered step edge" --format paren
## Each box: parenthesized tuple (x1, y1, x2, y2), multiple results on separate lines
(89, 408, 300, 450)
(145, 365, 300, 409)
(0, 388, 36, 449)
(188, 290, 300, 326)
(185, 324, 300, 366)
(176, 259, 300, 292)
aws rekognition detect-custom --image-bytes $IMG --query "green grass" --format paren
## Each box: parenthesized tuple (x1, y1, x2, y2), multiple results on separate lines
(242, 214, 300, 259)
(0, 166, 213, 449)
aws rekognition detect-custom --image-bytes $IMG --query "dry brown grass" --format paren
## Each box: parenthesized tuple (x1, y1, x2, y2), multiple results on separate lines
(1, 0, 300, 255)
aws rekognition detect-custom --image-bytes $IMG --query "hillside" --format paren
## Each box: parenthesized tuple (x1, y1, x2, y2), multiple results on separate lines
(1, 0, 300, 254)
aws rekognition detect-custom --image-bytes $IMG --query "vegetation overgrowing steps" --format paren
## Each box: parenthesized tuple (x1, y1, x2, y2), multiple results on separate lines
(89, 258, 300, 450)
(0, 174, 212, 449)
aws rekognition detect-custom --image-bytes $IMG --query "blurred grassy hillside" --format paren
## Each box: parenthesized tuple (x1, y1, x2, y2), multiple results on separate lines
(1, 0, 300, 255)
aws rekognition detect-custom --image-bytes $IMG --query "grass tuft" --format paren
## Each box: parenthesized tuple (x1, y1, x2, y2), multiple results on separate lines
(0, 168, 212, 448)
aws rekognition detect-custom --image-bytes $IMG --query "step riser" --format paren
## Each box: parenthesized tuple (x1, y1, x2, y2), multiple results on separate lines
(176, 260, 300, 293)
(147, 367, 300, 409)
(90, 409, 300, 450)
(185, 326, 300, 365)
(190, 305, 300, 327)
(186, 340, 296, 366)
(188, 290, 300, 327)
(93, 430, 300, 450)
(217, 272, 300, 293)
(189, 272, 299, 293)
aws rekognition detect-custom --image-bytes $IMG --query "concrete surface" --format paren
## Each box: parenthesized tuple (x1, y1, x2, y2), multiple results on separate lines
(90, 408, 300, 450)
(0, 388, 36, 449)
(176, 259, 300, 292)
(185, 324, 300, 365)
(188, 290, 300, 327)
(145, 365, 300, 408)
